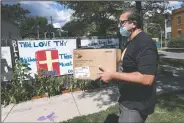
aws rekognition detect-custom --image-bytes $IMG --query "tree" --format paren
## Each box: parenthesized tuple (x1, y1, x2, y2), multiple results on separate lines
(138, 1, 173, 39)
(62, 20, 87, 36)
(1, 3, 30, 26)
(59, 1, 130, 36)
(146, 13, 165, 38)
(181, 2, 184, 7)
(21, 16, 48, 39)
(59, 1, 170, 37)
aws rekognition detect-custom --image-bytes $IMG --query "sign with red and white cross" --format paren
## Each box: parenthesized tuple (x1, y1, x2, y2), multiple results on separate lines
(35, 49, 60, 76)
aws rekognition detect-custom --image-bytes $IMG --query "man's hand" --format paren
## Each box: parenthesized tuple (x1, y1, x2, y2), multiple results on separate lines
(96, 66, 155, 85)
(95, 66, 114, 83)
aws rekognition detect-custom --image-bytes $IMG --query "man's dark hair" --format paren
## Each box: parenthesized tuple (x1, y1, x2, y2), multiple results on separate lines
(125, 8, 142, 29)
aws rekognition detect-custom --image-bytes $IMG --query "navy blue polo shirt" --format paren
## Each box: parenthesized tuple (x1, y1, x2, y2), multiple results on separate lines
(118, 32, 159, 116)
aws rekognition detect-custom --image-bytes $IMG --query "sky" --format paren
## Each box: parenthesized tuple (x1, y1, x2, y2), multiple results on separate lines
(2, 1, 184, 28)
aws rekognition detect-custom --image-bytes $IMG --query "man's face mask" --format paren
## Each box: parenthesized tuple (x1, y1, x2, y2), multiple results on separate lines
(119, 20, 131, 37)
(120, 27, 131, 37)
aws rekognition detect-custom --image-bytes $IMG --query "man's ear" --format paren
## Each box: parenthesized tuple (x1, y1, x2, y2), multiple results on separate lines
(132, 21, 138, 29)
(132, 23, 136, 29)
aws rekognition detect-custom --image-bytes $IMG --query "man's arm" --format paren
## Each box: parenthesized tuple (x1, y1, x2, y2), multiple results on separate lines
(111, 44, 157, 86)
(111, 71, 155, 85)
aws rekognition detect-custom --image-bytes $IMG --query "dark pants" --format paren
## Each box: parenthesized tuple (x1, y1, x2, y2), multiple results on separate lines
(118, 104, 148, 123)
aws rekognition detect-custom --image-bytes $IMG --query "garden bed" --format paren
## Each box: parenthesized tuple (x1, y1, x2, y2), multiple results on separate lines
(31, 88, 82, 100)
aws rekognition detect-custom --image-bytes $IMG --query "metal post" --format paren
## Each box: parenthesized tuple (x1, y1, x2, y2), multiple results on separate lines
(157, 24, 162, 49)
(37, 29, 39, 39)
(150, 23, 163, 49)
(136, 1, 143, 30)
(52, 32, 55, 38)
(37, 25, 40, 39)
(76, 38, 81, 48)
(145, 23, 148, 33)
(44, 32, 47, 39)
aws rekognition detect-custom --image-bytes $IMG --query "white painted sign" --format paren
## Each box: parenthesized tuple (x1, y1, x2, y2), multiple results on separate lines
(1, 47, 13, 81)
(81, 38, 119, 48)
(17, 39, 76, 77)
(17, 38, 120, 77)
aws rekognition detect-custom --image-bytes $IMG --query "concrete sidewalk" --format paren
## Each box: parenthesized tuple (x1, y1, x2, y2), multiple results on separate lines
(2, 84, 184, 123)
(2, 86, 119, 122)
(158, 50, 184, 59)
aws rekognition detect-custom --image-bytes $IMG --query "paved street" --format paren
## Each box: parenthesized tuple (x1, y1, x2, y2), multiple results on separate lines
(158, 50, 184, 60)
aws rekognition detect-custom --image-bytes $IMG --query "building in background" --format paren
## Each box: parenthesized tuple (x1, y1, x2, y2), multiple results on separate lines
(171, 6, 184, 37)
(164, 12, 172, 41)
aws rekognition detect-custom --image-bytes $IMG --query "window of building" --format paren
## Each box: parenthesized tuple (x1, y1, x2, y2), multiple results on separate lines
(177, 30, 182, 36)
(166, 20, 171, 27)
(167, 32, 171, 40)
(177, 16, 181, 24)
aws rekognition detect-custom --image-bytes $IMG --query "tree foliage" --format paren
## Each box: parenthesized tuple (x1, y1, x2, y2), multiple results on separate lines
(59, 1, 129, 37)
(1, 3, 30, 26)
(59, 1, 171, 37)
(1, 3, 54, 39)
(20, 16, 48, 38)
(181, 2, 184, 7)
(141, 1, 171, 38)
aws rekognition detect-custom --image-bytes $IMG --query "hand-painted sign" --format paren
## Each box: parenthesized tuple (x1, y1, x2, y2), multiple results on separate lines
(81, 38, 119, 48)
(12, 40, 19, 67)
(18, 39, 76, 77)
(36, 49, 60, 76)
(17, 38, 119, 77)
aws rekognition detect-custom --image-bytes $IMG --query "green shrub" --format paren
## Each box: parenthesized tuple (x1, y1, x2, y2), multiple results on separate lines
(32, 73, 64, 97)
(167, 36, 184, 48)
(1, 61, 64, 105)
(1, 61, 116, 106)
(1, 61, 34, 105)
(67, 75, 100, 91)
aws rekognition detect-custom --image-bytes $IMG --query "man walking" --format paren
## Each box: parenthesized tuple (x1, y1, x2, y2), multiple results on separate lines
(96, 8, 158, 123)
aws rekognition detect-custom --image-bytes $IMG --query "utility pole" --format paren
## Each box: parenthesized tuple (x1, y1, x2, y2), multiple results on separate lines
(50, 16, 53, 25)
(37, 25, 40, 39)
(135, 1, 143, 30)
(50, 16, 53, 39)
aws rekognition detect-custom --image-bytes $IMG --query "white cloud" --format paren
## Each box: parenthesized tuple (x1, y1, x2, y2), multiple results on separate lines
(169, 1, 181, 5)
(169, 1, 183, 9)
(162, 1, 183, 14)
(7, 1, 183, 28)
(53, 23, 61, 28)
(19, 1, 74, 28)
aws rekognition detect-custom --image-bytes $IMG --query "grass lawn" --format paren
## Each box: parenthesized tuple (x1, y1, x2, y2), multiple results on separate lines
(61, 91, 184, 123)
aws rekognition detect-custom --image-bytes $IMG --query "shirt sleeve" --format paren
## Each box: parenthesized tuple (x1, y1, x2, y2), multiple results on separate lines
(136, 45, 158, 75)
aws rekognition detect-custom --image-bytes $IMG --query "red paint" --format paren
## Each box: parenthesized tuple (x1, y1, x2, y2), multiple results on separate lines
(35, 49, 60, 76)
